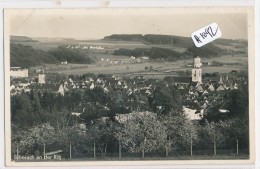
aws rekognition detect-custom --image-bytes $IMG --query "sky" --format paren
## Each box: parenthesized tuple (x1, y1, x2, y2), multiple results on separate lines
(7, 8, 248, 40)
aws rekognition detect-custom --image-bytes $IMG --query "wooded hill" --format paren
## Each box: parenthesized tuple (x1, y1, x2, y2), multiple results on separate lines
(10, 43, 93, 68)
(10, 36, 38, 42)
(109, 34, 230, 59)
(114, 43, 227, 60)
(104, 34, 244, 46)
(104, 34, 193, 47)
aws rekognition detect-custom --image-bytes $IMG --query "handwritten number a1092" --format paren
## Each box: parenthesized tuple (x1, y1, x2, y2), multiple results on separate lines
(191, 23, 221, 47)
(206, 26, 218, 37)
(194, 35, 202, 43)
(193, 25, 218, 43)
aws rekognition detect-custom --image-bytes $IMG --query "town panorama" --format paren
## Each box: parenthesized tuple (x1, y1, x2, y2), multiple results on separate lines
(9, 34, 249, 161)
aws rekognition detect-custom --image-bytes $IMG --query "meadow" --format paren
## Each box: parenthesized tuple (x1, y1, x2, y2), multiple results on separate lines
(17, 37, 248, 78)
(43, 53, 248, 79)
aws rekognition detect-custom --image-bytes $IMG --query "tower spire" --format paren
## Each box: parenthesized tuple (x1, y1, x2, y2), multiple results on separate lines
(192, 55, 202, 83)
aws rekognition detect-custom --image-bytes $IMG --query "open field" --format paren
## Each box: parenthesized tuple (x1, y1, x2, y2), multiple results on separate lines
(215, 43, 248, 53)
(42, 53, 248, 79)
(16, 37, 248, 78)
(13, 39, 187, 52)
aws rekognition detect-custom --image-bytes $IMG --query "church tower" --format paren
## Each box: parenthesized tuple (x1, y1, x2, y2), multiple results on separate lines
(38, 74, 46, 84)
(192, 56, 202, 83)
(38, 69, 46, 84)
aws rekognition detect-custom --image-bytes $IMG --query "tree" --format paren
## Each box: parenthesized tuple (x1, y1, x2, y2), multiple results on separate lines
(40, 91, 55, 113)
(144, 66, 149, 71)
(48, 46, 93, 64)
(204, 104, 229, 122)
(216, 118, 249, 150)
(11, 124, 28, 157)
(49, 115, 90, 158)
(198, 122, 225, 155)
(11, 93, 35, 128)
(148, 84, 182, 115)
(116, 112, 167, 156)
(185, 43, 226, 58)
(16, 123, 56, 155)
(64, 90, 82, 111)
(160, 111, 198, 153)
(56, 125, 88, 158)
(87, 118, 119, 155)
(30, 90, 45, 123)
(149, 66, 153, 72)
(226, 86, 248, 118)
(80, 103, 109, 125)
(10, 43, 57, 68)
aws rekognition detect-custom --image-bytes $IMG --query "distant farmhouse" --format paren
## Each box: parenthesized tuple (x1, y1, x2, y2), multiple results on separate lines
(60, 61, 68, 65)
(10, 67, 28, 78)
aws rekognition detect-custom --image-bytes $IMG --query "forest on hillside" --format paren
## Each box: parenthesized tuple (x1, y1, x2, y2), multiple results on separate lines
(104, 34, 193, 46)
(10, 43, 93, 68)
(104, 34, 243, 47)
(113, 43, 227, 60)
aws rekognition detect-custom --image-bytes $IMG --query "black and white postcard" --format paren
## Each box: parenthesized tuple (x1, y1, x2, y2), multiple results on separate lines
(4, 7, 255, 166)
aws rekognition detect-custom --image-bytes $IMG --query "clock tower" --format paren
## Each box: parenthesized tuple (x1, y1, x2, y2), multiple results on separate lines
(192, 56, 202, 83)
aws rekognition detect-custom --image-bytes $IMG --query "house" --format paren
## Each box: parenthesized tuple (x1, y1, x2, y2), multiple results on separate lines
(172, 77, 192, 87)
(115, 111, 156, 123)
(222, 75, 233, 89)
(142, 56, 149, 60)
(233, 83, 239, 89)
(207, 76, 221, 84)
(183, 107, 203, 120)
(103, 87, 109, 93)
(10, 78, 32, 95)
(31, 83, 65, 96)
(208, 84, 215, 91)
(10, 67, 28, 78)
(72, 102, 110, 117)
(96, 78, 102, 84)
(71, 112, 81, 116)
(58, 84, 65, 96)
(145, 89, 152, 95)
(177, 85, 185, 90)
(61, 61, 68, 65)
(202, 89, 209, 96)
(90, 83, 95, 90)
(10, 84, 15, 91)
(218, 102, 230, 113)
(196, 84, 204, 92)
(71, 102, 95, 116)
(183, 101, 203, 120)
(216, 84, 225, 91)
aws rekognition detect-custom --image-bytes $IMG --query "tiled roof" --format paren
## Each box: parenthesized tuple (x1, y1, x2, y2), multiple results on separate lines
(173, 77, 192, 84)
(183, 101, 201, 111)
(31, 83, 60, 92)
(208, 76, 220, 82)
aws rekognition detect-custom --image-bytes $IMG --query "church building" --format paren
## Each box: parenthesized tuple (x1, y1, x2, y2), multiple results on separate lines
(192, 55, 202, 83)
